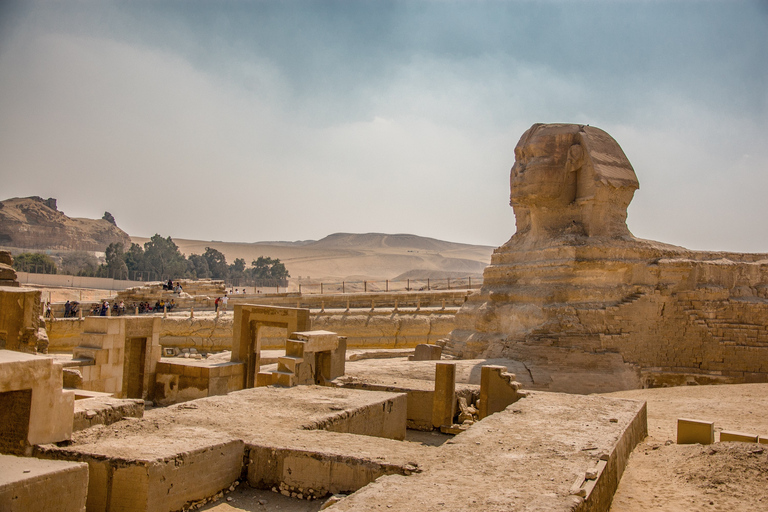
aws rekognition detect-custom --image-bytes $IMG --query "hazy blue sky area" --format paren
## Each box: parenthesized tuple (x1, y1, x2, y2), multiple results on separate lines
(1, 1, 766, 251)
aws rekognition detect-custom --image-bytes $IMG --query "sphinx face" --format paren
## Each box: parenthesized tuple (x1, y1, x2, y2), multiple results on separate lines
(509, 125, 578, 208)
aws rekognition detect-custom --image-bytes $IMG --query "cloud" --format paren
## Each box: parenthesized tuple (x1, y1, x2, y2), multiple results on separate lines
(0, 1, 766, 251)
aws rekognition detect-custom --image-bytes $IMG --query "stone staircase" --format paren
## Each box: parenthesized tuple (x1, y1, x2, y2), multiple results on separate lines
(256, 331, 345, 387)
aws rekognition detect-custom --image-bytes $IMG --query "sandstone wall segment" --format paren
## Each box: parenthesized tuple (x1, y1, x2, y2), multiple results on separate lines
(448, 123, 768, 389)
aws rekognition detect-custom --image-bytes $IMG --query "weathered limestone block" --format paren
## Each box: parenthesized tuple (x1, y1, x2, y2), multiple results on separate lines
(677, 418, 714, 445)
(72, 396, 144, 431)
(409, 343, 442, 361)
(478, 365, 526, 419)
(0, 454, 88, 512)
(0, 350, 74, 454)
(37, 433, 244, 512)
(0, 286, 42, 353)
(719, 431, 759, 443)
(448, 123, 768, 390)
(0, 250, 18, 286)
(432, 363, 456, 428)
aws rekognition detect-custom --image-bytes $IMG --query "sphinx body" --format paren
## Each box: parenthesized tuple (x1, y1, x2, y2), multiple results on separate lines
(447, 124, 768, 392)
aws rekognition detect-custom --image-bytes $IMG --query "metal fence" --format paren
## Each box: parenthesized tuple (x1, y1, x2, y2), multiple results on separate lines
(292, 276, 481, 295)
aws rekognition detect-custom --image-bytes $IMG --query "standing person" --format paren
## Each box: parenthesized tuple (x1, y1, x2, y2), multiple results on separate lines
(214, 296, 220, 313)
(64, 301, 71, 318)
(45, 302, 52, 318)
(221, 293, 228, 313)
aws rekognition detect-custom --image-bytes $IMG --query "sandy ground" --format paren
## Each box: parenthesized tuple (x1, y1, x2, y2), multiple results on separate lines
(133, 235, 493, 282)
(606, 384, 768, 512)
(21, 284, 116, 303)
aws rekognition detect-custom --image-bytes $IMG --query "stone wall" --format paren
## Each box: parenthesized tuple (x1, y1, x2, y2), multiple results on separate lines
(0, 286, 44, 353)
(47, 308, 458, 353)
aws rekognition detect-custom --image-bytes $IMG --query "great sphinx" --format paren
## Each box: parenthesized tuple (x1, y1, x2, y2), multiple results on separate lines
(447, 123, 768, 391)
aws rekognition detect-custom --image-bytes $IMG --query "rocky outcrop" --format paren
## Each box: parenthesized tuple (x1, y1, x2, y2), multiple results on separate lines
(448, 123, 768, 389)
(0, 250, 18, 286)
(0, 196, 131, 251)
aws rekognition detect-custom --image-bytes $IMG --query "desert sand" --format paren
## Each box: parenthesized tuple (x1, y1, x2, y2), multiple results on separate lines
(132, 233, 494, 282)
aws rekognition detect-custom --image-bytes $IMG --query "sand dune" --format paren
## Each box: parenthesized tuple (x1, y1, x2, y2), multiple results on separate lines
(131, 232, 494, 282)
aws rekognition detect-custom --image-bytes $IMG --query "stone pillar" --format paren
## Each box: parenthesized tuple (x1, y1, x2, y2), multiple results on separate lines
(432, 362, 456, 428)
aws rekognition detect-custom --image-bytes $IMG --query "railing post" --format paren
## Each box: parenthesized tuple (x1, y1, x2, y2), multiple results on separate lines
(371, 299, 375, 311)
(448, 278, 451, 290)
(469, 277, 472, 289)
(321, 283, 323, 294)
(407, 278, 410, 291)
(427, 278, 430, 290)
(190, 307, 194, 319)
(346, 299, 350, 312)
(386, 280, 389, 292)
(299, 283, 302, 294)
(364, 281, 367, 292)
(416, 298, 421, 311)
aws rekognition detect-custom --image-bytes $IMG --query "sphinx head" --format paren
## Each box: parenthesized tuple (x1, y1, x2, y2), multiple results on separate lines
(508, 123, 639, 241)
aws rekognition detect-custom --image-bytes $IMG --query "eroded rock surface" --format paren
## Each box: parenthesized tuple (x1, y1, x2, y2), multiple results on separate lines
(448, 123, 768, 389)
(0, 196, 130, 251)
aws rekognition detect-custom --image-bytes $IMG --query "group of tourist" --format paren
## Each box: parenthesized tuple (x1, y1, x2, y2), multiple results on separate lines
(124, 300, 177, 314)
(214, 293, 229, 313)
(162, 279, 183, 294)
(62, 300, 79, 317)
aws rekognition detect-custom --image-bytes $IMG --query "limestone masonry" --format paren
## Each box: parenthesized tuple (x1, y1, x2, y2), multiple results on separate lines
(448, 123, 768, 389)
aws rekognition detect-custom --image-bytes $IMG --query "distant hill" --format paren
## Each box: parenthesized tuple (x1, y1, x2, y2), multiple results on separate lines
(133, 232, 495, 282)
(0, 196, 131, 252)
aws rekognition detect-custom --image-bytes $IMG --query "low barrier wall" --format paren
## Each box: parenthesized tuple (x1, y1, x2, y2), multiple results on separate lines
(46, 308, 458, 353)
(17, 272, 145, 291)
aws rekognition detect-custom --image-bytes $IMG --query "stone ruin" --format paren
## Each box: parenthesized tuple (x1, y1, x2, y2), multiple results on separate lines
(448, 123, 768, 390)
(8, 123, 768, 510)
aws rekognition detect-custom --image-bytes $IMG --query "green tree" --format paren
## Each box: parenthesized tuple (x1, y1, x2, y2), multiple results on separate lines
(101, 242, 129, 279)
(250, 256, 289, 286)
(228, 257, 246, 284)
(187, 254, 211, 279)
(142, 234, 187, 280)
(203, 247, 229, 280)
(12, 253, 57, 274)
(61, 251, 99, 276)
(123, 243, 145, 276)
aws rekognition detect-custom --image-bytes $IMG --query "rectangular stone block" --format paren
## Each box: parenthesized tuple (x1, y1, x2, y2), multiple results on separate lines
(290, 330, 338, 352)
(409, 344, 442, 361)
(0, 454, 88, 512)
(677, 418, 714, 444)
(256, 371, 276, 387)
(719, 430, 758, 443)
(38, 436, 244, 512)
(759, 436, 768, 445)
(432, 362, 456, 428)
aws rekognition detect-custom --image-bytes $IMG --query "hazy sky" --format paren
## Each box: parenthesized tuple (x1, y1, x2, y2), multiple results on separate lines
(1, 1, 766, 252)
